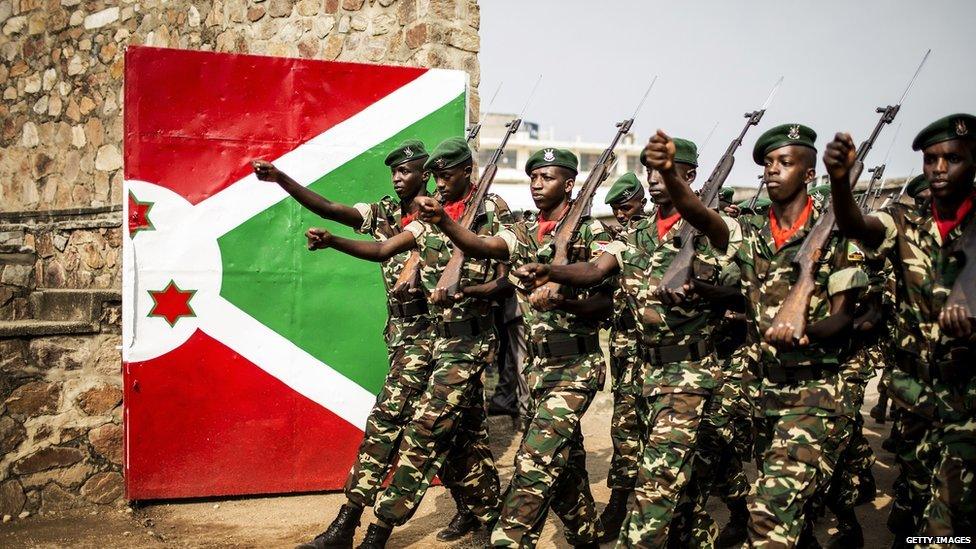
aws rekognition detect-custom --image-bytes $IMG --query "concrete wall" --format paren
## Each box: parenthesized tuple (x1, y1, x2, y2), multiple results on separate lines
(0, 0, 480, 519)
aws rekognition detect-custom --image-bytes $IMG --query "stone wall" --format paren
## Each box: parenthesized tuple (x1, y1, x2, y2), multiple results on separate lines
(1, 0, 480, 519)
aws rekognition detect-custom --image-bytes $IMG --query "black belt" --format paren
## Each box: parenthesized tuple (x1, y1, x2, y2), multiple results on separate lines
(531, 333, 601, 359)
(639, 339, 712, 366)
(613, 314, 637, 331)
(761, 362, 839, 384)
(387, 299, 429, 318)
(434, 316, 490, 338)
(895, 348, 973, 384)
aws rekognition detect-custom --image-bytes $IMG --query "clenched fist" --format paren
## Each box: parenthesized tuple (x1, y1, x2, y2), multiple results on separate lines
(822, 133, 857, 182)
(306, 227, 333, 250)
(641, 130, 677, 172)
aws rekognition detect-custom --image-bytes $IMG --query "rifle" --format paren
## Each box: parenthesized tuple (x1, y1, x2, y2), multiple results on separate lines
(860, 164, 885, 211)
(533, 78, 657, 296)
(882, 171, 913, 209)
(862, 122, 900, 210)
(390, 81, 514, 299)
(770, 50, 929, 343)
(464, 81, 502, 143)
(429, 76, 542, 299)
(945, 216, 976, 319)
(658, 77, 783, 295)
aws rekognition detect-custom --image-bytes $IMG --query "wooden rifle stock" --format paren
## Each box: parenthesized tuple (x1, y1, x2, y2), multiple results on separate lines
(945, 218, 976, 317)
(659, 109, 767, 294)
(771, 105, 897, 342)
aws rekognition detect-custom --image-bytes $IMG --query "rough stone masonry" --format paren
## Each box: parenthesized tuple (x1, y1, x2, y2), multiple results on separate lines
(0, 0, 481, 519)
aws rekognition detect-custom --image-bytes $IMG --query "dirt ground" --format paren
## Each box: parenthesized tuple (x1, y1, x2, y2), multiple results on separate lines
(0, 378, 897, 549)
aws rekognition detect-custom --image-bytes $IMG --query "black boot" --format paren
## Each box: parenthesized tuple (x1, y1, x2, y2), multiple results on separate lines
(826, 507, 863, 549)
(436, 492, 481, 541)
(716, 497, 749, 548)
(297, 504, 362, 549)
(573, 543, 600, 549)
(853, 469, 876, 507)
(596, 488, 631, 542)
(356, 523, 392, 549)
(797, 516, 821, 549)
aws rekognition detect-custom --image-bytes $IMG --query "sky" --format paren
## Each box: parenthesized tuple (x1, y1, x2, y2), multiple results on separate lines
(479, 0, 976, 187)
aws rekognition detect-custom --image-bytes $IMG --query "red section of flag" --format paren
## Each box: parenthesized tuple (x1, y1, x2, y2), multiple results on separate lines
(123, 46, 427, 204)
(124, 330, 363, 500)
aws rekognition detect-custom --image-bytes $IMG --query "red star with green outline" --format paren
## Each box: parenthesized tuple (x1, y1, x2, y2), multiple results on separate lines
(128, 191, 154, 236)
(148, 280, 197, 327)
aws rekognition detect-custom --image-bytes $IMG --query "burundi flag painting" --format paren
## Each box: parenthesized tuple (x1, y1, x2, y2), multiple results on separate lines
(122, 46, 467, 500)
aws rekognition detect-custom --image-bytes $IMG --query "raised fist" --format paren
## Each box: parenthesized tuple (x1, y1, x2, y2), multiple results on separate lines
(641, 130, 676, 172)
(416, 196, 445, 225)
(822, 133, 857, 182)
(306, 227, 333, 250)
(251, 160, 283, 183)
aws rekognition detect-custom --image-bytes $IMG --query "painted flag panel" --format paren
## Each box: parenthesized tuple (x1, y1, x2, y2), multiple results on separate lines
(122, 46, 467, 500)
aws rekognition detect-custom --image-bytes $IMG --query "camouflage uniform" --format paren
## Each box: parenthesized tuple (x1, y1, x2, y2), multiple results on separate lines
(489, 212, 609, 548)
(341, 196, 435, 508)
(372, 195, 512, 527)
(604, 213, 725, 548)
(861, 199, 976, 537)
(718, 196, 867, 547)
(607, 221, 644, 493)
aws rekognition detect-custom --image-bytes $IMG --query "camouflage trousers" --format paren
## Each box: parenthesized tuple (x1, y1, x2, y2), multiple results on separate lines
(824, 379, 875, 510)
(373, 334, 500, 527)
(491, 386, 603, 548)
(708, 373, 755, 505)
(893, 416, 976, 538)
(748, 413, 851, 548)
(619, 391, 713, 548)
(888, 408, 931, 537)
(344, 333, 434, 507)
(608, 354, 643, 491)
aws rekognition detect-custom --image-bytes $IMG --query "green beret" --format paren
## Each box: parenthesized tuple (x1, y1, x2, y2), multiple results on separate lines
(423, 136, 472, 171)
(640, 136, 698, 167)
(525, 147, 578, 176)
(673, 138, 699, 167)
(719, 187, 734, 204)
(753, 197, 771, 211)
(752, 123, 817, 165)
(384, 139, 428, 167)
(912, 113, 976, 151)
(809, 184, 831, 202)
(906, 174, 929, 198)
(605, 172, 644, 205)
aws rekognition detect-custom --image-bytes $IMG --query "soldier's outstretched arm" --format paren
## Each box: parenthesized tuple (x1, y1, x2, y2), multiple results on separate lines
(823, 133, 887, 249)
(253, 160, 365, 229)
(513, 253, 620, 289)
(306, 228, 415, 262)
(644, 130, 730, 251)
(417, 197, 509, 260)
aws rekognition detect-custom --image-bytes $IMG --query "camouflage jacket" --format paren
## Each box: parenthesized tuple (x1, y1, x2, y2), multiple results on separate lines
(354, 195, 433, 345)
(721, 196, 868, 417)
(606, 219, 641, 361)
(864, 199, 976, 421)
(603, 212, 725, 396)
(404, 194, 513, 325)
(497, 211, 609, 392)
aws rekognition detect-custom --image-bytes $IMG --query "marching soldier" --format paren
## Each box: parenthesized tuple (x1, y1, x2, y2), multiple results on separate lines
(416, 147, 610, 548)
(645, 124, 868, 547)
(826, 113, 976, 541)
(599, 172, 648, 541)
(514, 139, 731, 547)
(252, 142, 468, 548)
(303, 136, 508, 548)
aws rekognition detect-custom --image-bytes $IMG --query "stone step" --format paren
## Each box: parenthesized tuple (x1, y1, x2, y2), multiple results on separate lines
(0, 319, 99, 337)
(28, 289, 121, 322)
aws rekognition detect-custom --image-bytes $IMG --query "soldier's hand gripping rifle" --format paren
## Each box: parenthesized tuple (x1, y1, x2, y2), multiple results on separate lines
(390, 80, 529, 299)
(430, 77, 542, 300)
(657, 77, 783, 298)
(770, 51, 929, 344)
(530, 78, 657, 300)
(945, 218, 976, 322)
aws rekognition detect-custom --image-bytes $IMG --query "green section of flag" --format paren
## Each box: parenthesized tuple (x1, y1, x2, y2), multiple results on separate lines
(218, 93, 465, 395)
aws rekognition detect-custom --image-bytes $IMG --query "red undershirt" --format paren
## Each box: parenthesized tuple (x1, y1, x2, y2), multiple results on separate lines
(657, 210, 682, 240)
(932, 193, 975, 242)
(537, 202, 570, 241)
(770, 196, 814, 250)
(442, 185, 475, 223)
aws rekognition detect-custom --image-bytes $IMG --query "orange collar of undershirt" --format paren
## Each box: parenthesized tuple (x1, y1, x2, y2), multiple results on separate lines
(537, 202, 570, 241)
(656, 210, 682, 240)
(769, 196, 814, 250)
(932, 192, 975, 242)
(442, 185, 476, 222)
